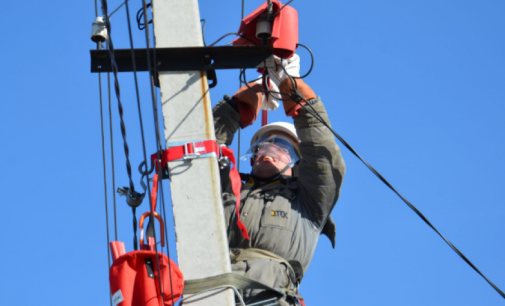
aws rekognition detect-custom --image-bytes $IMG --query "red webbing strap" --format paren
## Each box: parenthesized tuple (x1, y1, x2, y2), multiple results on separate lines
(149, 141, 249, 240)
(221, 146, 250, 240)
(149, 140, 219, 212)
(151, 173, 159, 211)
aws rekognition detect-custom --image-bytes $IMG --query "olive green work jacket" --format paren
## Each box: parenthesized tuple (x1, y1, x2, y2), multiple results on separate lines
(213, 97, 346, 304)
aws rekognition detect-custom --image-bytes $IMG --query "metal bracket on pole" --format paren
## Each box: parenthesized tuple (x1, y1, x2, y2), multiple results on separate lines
(90, 46, 275, 73)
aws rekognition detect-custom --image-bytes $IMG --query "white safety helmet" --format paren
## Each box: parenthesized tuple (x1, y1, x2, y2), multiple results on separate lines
(241, 122, 300, 167)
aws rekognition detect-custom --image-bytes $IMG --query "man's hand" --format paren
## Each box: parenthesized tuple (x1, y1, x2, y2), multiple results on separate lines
(232, 82, 264, 128)
(267, 54, 316, 117)
(268, 54, 301, 87)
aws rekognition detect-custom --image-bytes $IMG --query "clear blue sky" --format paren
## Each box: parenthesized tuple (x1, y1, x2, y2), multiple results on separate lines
(1, 0, 504, 305)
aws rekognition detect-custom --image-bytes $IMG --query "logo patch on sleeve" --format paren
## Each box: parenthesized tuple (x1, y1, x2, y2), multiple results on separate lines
(112, 289, 124, 306)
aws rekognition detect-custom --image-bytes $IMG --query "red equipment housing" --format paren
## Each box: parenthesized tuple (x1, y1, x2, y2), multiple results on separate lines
(109, 242, 184, 306)
(233, 1, 299, 58)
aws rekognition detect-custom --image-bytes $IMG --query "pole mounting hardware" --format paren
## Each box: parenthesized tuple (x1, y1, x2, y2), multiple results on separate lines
(90, 46, 275, 73)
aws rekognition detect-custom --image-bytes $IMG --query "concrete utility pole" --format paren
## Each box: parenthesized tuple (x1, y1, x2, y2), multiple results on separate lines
(151, 1, 235, 305)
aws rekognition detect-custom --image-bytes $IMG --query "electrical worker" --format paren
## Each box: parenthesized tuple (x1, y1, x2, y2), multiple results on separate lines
(213, 54, 346, 305)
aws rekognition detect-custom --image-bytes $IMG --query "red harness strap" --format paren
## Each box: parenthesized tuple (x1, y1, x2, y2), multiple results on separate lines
(149, 140, 249, 240)
(221, 146, 250, 240)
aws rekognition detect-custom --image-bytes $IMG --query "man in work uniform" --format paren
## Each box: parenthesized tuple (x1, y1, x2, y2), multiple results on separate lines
(213, 55, 346, 305)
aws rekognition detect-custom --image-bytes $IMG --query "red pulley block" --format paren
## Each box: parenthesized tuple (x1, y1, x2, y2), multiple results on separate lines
(233, 0, 299, 59)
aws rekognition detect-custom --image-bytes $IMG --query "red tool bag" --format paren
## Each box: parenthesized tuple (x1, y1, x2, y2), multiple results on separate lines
(109, 243, 184, 306)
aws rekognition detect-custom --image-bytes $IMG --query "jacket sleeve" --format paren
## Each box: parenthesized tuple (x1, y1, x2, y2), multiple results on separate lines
(293, 98, 346, 229)
(212, 96, 241, 146)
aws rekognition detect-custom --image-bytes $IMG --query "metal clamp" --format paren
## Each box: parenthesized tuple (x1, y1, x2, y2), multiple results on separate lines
(182, 142, 201, 160)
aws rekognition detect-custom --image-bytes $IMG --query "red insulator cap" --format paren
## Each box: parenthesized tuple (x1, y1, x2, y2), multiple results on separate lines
(233, 1, 299, 59)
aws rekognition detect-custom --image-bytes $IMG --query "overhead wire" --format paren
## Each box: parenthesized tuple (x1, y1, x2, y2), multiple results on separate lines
(122, 0, 167, 304)
(238, 0, 245, 172)
(108, 0, 129, 18)
(277, 60, 505, 299)
(107, 69, 118, 240)
(95, 2, 112, 306)
(209, 32, 239, 47)
(138, 0, 175, 302)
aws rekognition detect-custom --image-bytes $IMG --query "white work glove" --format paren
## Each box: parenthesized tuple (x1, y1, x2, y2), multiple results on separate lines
(268, 54, 300, 87)
(257, 54, 301, 111)
(255, 75, 281, 111)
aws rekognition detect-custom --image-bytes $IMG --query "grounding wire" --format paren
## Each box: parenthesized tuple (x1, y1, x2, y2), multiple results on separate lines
(279, 64, 505, 299)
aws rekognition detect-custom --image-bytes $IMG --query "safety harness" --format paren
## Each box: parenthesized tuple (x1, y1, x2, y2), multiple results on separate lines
(149, 140, 250, 240)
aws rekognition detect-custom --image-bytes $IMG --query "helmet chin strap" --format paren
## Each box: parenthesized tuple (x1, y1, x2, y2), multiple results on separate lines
(251, 164, 291, 184)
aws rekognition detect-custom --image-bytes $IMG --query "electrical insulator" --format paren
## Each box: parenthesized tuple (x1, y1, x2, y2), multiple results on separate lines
(256, 14, 272, 41)
(91, 17, 108, 43)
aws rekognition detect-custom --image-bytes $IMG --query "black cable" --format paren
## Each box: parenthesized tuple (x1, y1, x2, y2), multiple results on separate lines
(281, 67, 505, 299)
(137, 0, 171, 303)
(238, 0, 245, 172)
(100, 0, 138, 200)
(295, 43, 314, 79)
(108, 0, 129, 18)
(238, 68, 291, 101)
(209, 32, 239, 47)
(200, 19, 207, 46)
(107, 70, 118, 241)
(96, 4, 112, 305)
(272, 0, 294, 17)
(97, 47, 113, 306)
(136, 3, 152, 30)
(239, 34, 258, 46)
